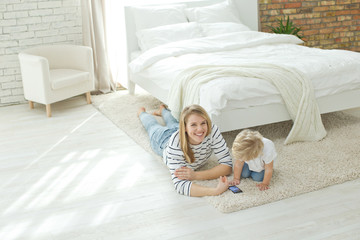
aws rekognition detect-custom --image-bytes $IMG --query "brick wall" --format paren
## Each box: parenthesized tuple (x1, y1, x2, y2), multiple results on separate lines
(259, 0, 360, 51)
(0, 0, 82, 107)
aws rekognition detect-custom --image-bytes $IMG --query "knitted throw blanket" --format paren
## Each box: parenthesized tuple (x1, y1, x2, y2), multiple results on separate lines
(167, 63, 327, 144)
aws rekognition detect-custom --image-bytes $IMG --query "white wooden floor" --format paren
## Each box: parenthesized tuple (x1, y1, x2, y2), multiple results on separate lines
(1, 95, 360, 240)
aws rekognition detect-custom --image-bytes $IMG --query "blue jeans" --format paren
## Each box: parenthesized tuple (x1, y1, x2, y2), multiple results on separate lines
(139, 108, 179, 156)
(241, 162, 264, 182)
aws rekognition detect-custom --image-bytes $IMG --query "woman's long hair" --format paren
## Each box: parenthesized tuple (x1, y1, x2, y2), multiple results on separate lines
(178, 105, 212, 163)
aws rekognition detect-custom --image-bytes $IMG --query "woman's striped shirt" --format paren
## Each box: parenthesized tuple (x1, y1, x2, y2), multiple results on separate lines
(162, 124, 232, 196)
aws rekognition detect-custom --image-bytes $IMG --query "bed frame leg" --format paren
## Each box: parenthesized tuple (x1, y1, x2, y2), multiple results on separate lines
(128, 81, 135, 95)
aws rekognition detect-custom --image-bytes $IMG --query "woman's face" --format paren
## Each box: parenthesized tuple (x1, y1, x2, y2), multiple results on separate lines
(185, 113, 208, 145)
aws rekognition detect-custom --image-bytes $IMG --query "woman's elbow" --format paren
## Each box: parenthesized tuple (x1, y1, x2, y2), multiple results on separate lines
(174, 185, 190, 196)
(175, 188, 185, 196)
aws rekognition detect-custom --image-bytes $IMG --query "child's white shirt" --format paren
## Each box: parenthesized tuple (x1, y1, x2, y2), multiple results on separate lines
(245, 137, 277, 172)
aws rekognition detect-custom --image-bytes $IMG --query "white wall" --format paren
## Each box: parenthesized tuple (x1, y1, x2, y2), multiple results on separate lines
(0, 0, 82, 107)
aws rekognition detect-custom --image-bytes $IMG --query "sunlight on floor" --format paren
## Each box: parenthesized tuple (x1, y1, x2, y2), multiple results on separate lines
(3, 166, 61, 215)
(34, 212, 77, 236)
(0, 221, 30, 240)
(0, 105, 150, 240)
(90, 202, 123, 226)
(70, 112, 98, 134)
(27, 112, 98, 168)
(119, 162, 145, 189)
(60, 151, 78, 163)
(25, 161, 89, 210)
(64, 156, 125, 201)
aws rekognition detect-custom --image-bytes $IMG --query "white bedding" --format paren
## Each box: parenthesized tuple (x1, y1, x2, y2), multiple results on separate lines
(129, 31, 360, 117)
(168, 63, 328, 144)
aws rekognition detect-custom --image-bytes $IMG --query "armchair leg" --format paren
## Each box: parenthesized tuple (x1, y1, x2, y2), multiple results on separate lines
(86, 92, 91, 104)
(29, 101, 34, 109)
(46, 104, 51, 117)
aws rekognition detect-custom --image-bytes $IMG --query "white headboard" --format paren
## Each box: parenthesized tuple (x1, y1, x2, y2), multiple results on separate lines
(123, 0, 259, 62)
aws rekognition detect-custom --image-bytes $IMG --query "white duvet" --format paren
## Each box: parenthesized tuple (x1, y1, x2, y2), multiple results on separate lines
(129, 31, 360, 118)
(130, 31, 304, 72)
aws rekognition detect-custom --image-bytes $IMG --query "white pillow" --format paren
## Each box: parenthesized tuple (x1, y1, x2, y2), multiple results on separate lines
(136, 22, 203, 51)
(185, 0, 241, 23)
(200, 22, 251, 36)
(130, 4, 188, 31)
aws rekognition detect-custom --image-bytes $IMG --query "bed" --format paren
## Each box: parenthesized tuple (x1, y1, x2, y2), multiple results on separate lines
(124, 0, 360, 144)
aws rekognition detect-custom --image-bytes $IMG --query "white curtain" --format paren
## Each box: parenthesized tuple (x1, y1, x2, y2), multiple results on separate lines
(81, 0, 175, 92)
(103, 0, 128, 89)
(81, 0, 116, 93)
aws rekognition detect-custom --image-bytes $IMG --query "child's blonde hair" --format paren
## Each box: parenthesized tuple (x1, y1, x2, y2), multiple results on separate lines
(179, 104, 212, 164)
(232, 129, 264, 161)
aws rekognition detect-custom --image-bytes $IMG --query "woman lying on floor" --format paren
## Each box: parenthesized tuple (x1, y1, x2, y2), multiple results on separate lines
(138, 104, 232, 197)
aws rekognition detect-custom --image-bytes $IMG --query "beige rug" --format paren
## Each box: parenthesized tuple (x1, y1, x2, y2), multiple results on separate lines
(92, 90, 360, 213)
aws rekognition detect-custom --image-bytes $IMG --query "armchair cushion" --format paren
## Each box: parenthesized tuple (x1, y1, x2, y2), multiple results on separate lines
(50, 69, 90, 90)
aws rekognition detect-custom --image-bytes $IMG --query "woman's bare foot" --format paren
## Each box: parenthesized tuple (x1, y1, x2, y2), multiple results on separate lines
(137, 107, 146, 117)
(152, 104, 167, 116)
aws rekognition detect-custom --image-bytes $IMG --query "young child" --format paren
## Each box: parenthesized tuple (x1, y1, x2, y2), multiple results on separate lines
(229, 129, 277, 191)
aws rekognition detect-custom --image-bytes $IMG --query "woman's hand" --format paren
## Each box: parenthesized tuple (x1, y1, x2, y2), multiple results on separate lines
(256, 183, 269, 191)
(228, 178, 240, 186)
(214, 176, 229, 195)
(175, 166, 196, 180)
(189, 176, 229, 197)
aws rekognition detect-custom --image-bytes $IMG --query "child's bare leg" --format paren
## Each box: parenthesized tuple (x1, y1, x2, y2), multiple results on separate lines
(152, 104, 167, 116)
(137, 107, 146, 117)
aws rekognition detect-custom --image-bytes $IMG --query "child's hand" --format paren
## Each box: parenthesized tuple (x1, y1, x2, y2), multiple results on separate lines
(256, 183, 269, 191)
(229, 178, 240, 186)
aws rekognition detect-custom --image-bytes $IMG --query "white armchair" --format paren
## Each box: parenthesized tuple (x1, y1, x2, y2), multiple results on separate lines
(18, 44, 95, 117)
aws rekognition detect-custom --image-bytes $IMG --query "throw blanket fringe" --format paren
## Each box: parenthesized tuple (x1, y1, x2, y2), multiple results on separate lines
(167, 63, 327, 144)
